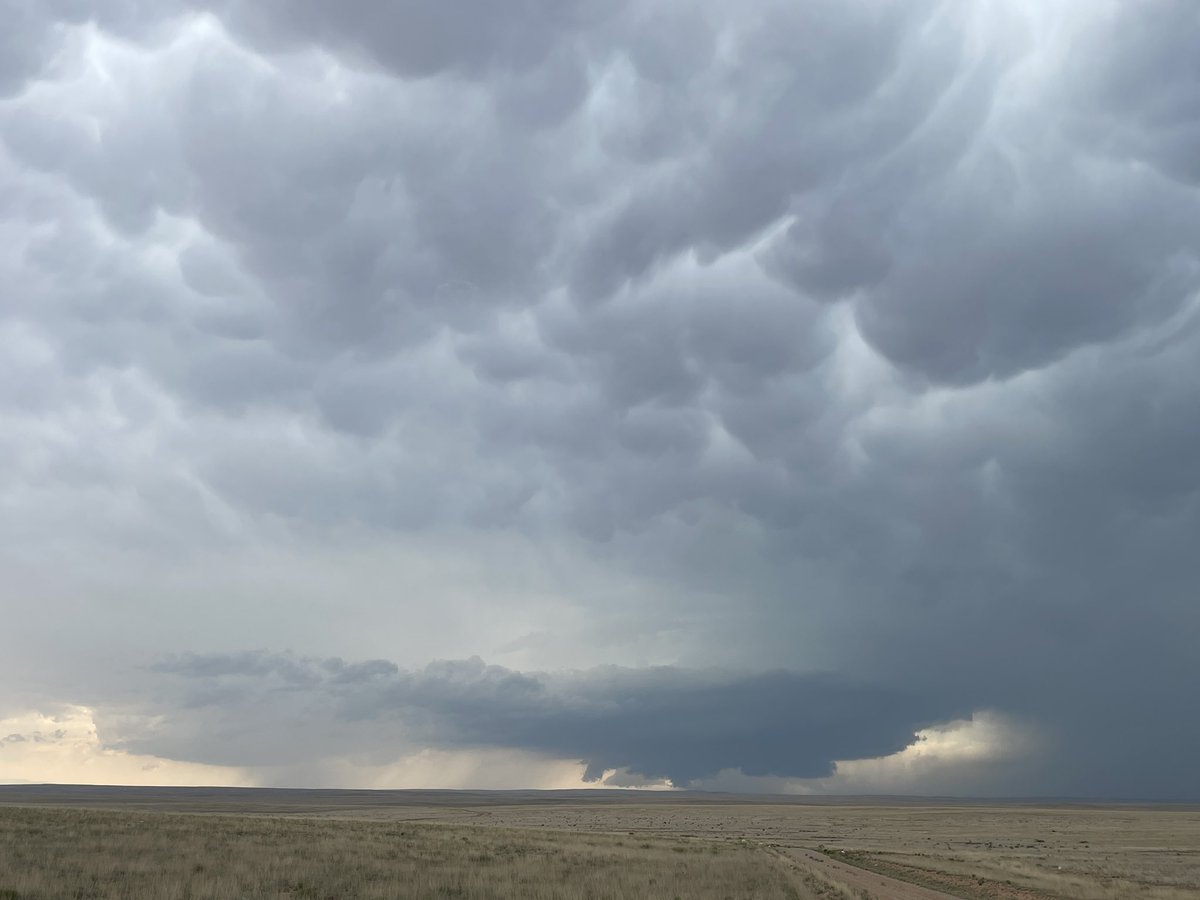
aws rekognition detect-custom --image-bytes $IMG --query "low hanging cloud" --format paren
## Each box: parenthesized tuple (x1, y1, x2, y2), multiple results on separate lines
(138, 652, 961, 787)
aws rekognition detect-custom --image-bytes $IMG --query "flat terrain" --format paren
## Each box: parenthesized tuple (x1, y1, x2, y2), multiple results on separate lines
(1, 786, 1197, 899)
(0, 806, 806, 900)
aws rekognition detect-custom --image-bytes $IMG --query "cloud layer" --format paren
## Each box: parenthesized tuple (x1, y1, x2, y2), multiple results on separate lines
(141, 652, 960, 786)
(1, 0, 1198, 797)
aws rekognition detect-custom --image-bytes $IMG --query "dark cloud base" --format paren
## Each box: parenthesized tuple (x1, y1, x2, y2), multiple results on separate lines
(144, 652, 961, 786)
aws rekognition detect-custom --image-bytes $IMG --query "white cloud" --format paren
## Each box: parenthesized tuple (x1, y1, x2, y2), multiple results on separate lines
(689, 713, 1040, 796)
(0, 706, 250, 786)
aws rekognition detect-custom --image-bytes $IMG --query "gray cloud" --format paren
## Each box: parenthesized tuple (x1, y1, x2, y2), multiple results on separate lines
(1, 0, 1198, 798)
(203, 0, 619, 81)
(142, 652, 955, 786)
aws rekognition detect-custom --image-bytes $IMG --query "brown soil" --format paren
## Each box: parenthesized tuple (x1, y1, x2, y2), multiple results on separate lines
(775, 845, 963, 899)
(832, 851, 1063, 900)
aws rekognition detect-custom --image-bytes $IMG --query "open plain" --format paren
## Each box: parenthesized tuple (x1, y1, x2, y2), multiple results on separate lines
(0, 787, 1197, 899)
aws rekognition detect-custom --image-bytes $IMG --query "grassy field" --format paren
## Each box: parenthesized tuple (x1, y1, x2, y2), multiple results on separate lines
(443, 801, 1200, 900)
(0, 806, 814, 900)
(1, 787, 1198, 899)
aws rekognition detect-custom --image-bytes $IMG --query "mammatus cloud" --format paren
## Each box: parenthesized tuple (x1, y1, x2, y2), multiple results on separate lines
(1, 1, 1198, 797)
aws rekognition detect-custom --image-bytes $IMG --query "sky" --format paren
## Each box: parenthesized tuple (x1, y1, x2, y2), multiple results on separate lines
(1, 0, 1198, 798)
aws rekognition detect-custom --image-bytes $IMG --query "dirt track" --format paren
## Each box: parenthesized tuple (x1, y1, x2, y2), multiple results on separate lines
(771, 845, 962, 899)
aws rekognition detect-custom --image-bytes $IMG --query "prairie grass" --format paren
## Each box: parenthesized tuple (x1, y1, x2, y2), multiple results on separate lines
(0, 806, 807, 899)
(433, 801, 1200, 900)
(3, 792, 1198, 900)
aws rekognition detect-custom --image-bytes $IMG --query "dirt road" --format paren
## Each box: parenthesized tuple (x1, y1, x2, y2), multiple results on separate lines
(771, 845, 962, 900)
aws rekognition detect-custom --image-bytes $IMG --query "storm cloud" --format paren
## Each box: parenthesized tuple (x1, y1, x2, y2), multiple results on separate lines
(1, 0, 1198, 798)
(141, 652, 959, 785)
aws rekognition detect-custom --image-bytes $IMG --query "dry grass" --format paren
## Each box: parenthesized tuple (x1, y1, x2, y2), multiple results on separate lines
(434, 803, 1200, 900)
(0, 806, 809, 900)
(3, 790, 1198, 900)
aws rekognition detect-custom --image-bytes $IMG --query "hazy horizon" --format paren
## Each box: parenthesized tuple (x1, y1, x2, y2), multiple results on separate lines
(7, 784, 1200, 806)
(2, 1, 1198, 800)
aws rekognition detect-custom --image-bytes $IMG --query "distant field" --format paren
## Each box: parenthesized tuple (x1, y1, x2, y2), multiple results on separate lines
(1, 786, 1198, 899)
